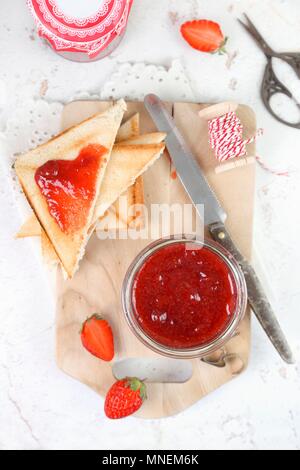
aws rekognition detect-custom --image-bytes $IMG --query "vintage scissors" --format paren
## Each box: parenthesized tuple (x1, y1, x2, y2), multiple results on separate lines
(239, 14, 300, 129)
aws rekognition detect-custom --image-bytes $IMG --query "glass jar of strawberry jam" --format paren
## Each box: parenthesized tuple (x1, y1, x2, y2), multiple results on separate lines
(122, 237, 247, 359)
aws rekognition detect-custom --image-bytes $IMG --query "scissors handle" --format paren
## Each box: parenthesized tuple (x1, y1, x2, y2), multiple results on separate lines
(240, 14, 300, 128)
(262, 59, 300, 129)
(275, 52, 300, 80)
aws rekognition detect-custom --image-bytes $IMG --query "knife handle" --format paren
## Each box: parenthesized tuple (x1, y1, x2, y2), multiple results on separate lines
(209, 222, 294, 364)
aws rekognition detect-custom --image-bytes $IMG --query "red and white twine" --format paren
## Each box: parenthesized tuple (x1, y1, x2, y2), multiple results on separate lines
(208, 111, 289, 176)
(208, 111, 261, 162)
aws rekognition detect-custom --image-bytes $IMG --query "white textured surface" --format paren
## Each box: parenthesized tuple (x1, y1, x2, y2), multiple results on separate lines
(0, 0, 299, 451)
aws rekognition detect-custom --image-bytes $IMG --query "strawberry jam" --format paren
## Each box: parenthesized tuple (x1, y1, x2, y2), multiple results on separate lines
(132, 243, 238, 349)
(35, 144, 107, 234)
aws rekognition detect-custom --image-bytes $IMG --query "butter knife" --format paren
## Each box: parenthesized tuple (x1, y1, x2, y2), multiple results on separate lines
(144, 94, 294, 364)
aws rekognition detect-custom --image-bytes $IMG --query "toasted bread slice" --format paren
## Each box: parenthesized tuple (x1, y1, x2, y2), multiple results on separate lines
(120, 132, 166, 146)
(111, 113, 144, 231)
(15, 100, 126, 278)
(115, 113, 140, 143)
(16, 131, 166, 238)
(112, 176, 145, 230)
(41, 230, 60, 268)
(16, 125, 166, 265)
(97, 139, 166, 233)
(112, 128, 166, 229)
(15, 114, 147, 263)
(15, 214, 61, 267)
(92, 143, 165, 225)
(127, 176, 145, 229)
(93, 132, 166, 226)
(16, 114, 140, 240)
(16, 213, 41, 238)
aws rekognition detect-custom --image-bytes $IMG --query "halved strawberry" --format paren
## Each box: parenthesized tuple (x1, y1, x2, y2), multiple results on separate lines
(181, 20, 227, 54)
(80, 314, 114, 362)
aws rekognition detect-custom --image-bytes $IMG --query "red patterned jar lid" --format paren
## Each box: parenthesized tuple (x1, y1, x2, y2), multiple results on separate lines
(27, 0, 133, 58)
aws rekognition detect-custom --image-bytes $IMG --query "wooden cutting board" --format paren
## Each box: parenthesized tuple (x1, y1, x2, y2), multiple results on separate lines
(56, 100, 256, 419)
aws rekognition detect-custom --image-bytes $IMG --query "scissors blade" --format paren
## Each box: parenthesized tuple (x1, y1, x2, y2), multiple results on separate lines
(238, 14, 274, 57)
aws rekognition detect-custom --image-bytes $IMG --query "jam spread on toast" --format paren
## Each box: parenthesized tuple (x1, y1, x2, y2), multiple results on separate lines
(132, 243, 237, 348)
(35, 144, 107, 234)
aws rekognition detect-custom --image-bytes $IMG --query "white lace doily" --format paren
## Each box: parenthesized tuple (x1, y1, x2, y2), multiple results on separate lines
(5, 99, 63, 158)
(3, 59, 193, 157)
(1, 99, 63, 223)
(100, 60, 195, 102)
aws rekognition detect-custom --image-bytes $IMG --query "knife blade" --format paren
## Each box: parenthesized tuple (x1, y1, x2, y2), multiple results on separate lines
(144, 94, 227, 226)
(144, 93, 294, 364)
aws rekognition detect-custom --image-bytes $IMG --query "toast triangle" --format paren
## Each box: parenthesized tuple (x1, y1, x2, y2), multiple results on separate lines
(120, 132, 166, 145)
(92, 143, 165, 224)
(16, 113, 140, 240)
(107, 113, 142, 232)
(16, 213, 41, 238)
(116, 113, 140, 143)
(16, 130, 166, 240)
(15, 100, 126, 277)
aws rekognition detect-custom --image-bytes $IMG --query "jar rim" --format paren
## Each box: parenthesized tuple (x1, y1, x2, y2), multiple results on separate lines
(122, 236, 248, 359)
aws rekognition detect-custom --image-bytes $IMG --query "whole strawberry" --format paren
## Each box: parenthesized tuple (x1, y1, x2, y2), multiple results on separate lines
(81, 314, 114, 362)
(105, 377, 147, 419)
(181, 20, 227, 54)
